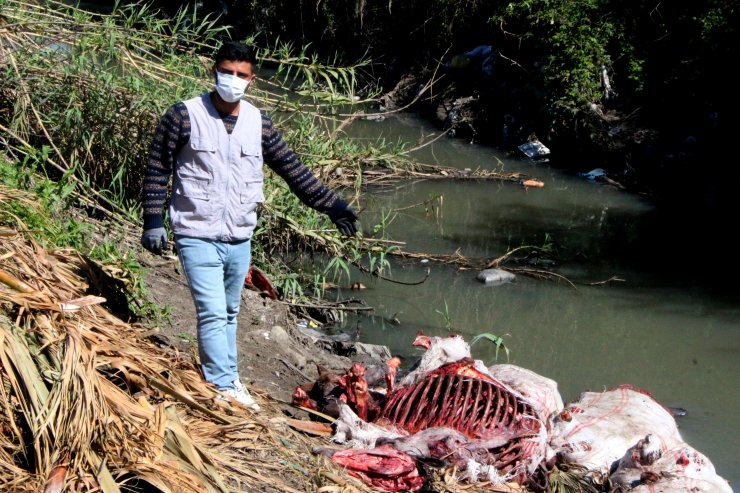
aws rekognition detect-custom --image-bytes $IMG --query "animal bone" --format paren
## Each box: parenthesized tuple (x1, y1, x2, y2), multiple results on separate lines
(385, 356, 401, 394)
(291, 387, 318, 411)
(381, 359, 540, 439)
(333, 402, 404, 449)
(339, 362, 371, 421)
(379, 358, 546, 484)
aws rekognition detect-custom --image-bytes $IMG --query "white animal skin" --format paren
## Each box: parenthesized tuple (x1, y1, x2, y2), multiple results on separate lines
(488, 363, 564, 425)
(399, 334, 473, 387)
(549, 386, 684, 473)
(332, 402, 404, 448)
(611, 436, 733, 493)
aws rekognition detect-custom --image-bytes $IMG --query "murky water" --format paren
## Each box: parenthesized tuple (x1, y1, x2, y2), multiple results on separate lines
(327, 112, 740, 484)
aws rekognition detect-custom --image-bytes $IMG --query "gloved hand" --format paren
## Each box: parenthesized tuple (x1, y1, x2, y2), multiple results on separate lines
(329, 204, 359, 237)
(141, 227, 168, 255)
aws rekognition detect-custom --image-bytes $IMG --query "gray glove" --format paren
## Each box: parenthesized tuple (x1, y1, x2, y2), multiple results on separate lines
(141, 227, 168, 255)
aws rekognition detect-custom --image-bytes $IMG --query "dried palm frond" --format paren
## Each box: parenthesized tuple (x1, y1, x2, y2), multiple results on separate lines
(0, 225, 381, 492)
(546, 462, 603, 493)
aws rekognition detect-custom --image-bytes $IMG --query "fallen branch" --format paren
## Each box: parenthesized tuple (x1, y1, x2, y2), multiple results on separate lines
(586, 276, 625, 286)
(285, 300, 374, 312)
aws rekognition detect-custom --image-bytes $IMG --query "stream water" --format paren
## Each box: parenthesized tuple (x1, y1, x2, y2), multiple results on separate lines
(324, 112, 739, 484)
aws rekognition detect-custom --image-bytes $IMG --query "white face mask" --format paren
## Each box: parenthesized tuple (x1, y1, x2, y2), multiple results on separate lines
(215, 72, 250, 102)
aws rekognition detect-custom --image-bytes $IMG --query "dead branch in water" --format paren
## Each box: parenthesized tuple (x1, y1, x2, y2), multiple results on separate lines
(383, 246, 576, 287)
(355, 159, 542, 187)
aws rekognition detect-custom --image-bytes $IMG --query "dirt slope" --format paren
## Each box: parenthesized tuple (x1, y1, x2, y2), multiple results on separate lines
(139, 253, 355, 407)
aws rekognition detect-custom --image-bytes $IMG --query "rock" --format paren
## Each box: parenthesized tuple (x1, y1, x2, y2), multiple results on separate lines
(269, 325, 291, 344)
(476, 268, 515, 285)
(352, 342, 392, 362)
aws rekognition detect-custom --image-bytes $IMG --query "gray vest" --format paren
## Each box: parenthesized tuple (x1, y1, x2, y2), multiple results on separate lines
(170, 93, 264, 241)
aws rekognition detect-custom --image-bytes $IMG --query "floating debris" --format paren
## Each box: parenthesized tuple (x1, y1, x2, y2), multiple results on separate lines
(518, 139, 551, 159)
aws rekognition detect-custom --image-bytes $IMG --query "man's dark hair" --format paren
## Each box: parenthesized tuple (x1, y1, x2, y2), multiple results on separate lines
(214, 41, 255, 65)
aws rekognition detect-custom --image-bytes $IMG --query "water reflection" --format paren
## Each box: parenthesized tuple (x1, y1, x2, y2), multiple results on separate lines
(325, 112, 740, 484)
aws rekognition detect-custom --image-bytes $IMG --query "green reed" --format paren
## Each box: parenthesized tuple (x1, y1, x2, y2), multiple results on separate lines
(0, 0, 400, 307)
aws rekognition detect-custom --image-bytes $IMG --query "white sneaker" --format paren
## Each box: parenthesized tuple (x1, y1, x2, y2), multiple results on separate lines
(222, 379, 260, 412)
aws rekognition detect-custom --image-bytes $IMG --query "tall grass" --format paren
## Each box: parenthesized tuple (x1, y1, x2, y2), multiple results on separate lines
(0, 0, 401, 303)
(0, 0, 547, 310)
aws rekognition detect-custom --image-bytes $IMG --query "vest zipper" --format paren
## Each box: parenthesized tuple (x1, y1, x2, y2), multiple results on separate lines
(222, 131, 232, 239)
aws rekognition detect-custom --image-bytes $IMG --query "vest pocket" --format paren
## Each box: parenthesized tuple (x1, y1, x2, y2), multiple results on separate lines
(176, 177, 211, 200)
(240, 143, 262, 158)
(239, 180, 264, 204)
(235, 180, 264, 228)
(239, 144, 263, 178)
(173, 177, 215, 222)
(191, 138, 216, 152)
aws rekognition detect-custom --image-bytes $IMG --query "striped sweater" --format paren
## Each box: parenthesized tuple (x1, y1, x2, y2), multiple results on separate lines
(142, 97, 346, 231)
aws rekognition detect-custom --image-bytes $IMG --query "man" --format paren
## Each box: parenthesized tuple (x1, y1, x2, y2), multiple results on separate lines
(140, 41, 358, 412)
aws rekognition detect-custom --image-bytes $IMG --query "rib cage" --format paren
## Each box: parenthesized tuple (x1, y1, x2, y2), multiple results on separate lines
(380, 362, 540, 439)
(378, 361, 546, 486)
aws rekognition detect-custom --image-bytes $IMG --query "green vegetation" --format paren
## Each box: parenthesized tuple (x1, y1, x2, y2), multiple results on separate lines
(435, 299, 454, 332)
(430, 301, 510, 361)
(0, 0, 589, 325)
(0, 0, 415, 316)
(470, 332, 510, 364)
(202, 0, 736, 160)
(0, 151, 163, 321)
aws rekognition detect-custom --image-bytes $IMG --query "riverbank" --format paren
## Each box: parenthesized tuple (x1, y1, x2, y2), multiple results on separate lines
(140, 251, 362, 406)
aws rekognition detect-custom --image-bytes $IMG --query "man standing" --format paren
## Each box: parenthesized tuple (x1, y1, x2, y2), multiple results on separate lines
(140, 41, 358, 412)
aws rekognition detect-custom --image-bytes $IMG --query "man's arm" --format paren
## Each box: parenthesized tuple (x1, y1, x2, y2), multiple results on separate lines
(261, 113, 349, 219)
(142, 103, 190, 230)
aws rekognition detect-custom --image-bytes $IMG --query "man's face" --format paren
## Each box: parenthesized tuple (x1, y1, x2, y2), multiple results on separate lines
(214, 59, 255, 83)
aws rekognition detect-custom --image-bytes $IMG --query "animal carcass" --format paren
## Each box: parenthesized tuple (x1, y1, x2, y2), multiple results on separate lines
(549, 385, 685, 480)
(378, 357, 550, 486)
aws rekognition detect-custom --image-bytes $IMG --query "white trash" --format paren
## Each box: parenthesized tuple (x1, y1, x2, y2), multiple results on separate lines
(476, 268, 515, 284)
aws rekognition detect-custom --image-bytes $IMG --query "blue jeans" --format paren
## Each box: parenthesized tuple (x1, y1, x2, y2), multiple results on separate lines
(175, 235, 251, 390)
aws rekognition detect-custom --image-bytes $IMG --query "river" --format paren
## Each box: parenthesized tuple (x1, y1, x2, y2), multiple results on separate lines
(324, 111, 740, 485)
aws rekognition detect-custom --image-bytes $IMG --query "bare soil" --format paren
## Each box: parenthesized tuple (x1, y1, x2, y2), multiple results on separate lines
(139, 253, 358, 408)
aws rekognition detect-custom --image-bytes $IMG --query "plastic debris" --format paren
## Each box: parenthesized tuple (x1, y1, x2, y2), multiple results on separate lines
(518, 139, 550, 159)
